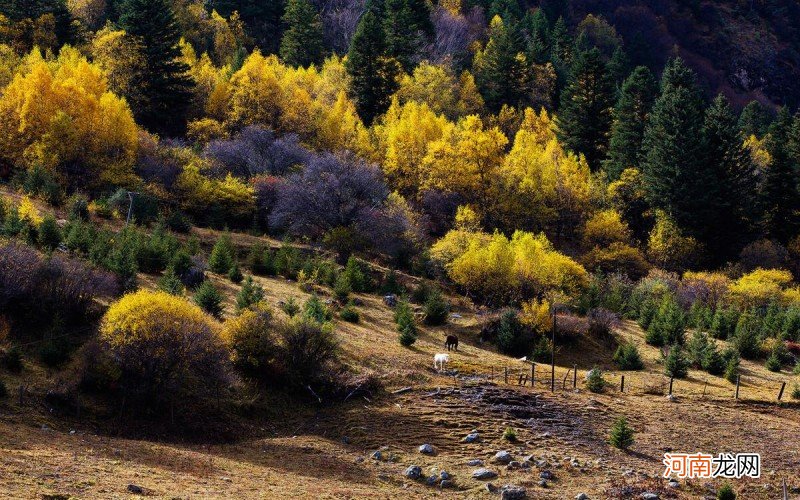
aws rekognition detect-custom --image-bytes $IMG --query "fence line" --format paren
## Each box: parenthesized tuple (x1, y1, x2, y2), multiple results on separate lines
(449, 360, 795, 403)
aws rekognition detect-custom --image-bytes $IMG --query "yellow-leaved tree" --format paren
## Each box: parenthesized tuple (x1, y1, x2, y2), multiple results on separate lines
(0, 47, 139, 187)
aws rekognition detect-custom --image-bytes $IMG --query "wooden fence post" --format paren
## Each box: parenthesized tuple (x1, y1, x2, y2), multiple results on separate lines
(504, 367, 508, 384)
(668, 377, 674, 396)
(491, 366, 494, 381)
(778, 381, 786, 401)
(573, 365, 577, 388)
(735, 375, 740, 400)
(531, 363, 535, 387)
(620, 375, 625, 393)
(702, 377, 708, 398)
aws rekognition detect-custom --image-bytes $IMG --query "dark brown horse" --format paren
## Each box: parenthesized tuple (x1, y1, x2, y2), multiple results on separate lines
(445, 335, 459, 351)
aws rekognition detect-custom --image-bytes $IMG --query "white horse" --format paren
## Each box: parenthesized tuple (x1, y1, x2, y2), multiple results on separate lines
(434, 353, 450, 372)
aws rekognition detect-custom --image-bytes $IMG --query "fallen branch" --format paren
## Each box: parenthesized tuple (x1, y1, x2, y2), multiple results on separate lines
(392, 386, 412, 395)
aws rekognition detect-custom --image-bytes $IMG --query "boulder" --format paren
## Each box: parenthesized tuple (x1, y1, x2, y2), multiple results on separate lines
(462, 431, 480, 443)
(440, 479, 453, 489)
(127, 484, 144, 494)
(404, 465, 422, 480)
(500, 485, 527, 499)
(641, 494, 659, 500)
(472, 468, 498, 480)
(418, 444, 434, 455)
(466, 459, 484, 466)
(539, 470, 555, 480)
(383, 294, 397, 307)
(493, 450, 513, 464)
(575, 494, 589, 500)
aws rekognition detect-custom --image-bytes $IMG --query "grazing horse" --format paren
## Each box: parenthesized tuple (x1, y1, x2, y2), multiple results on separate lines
(445, 335, 459, 351)
(434, 353, 450, 371)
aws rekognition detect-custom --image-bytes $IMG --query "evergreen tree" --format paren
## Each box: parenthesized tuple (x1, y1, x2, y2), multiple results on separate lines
(664, 344, 689, 378)
(604, 66, 657, 180)
(608, 416, 634, 450)
(194, 281, 224, 318)
(606, 46, 630, 89)
(738, 100, 772, 138)
(524, 8, 550, 64)
(211, 0, 284, 53)
(550, 16, 572, 65)
(345, 4, 401, 125)
(405, 0, 433, 37)
(236, 276, 265, 311)
(701, 94, 758, 260)
(208, 233, 235, 274)
(489, 0, 522, 20)
(760, 107, 800, 243)
(556, 48, 615, 170)
(279, 0, 324, 67)
(641, 58, 710, 240)
(384, 0, 419, 72)
(119, 0, 194, 135)
(474, 15, 527, 112)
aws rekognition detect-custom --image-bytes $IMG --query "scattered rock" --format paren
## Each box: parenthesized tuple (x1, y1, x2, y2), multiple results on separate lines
(341, 436, 350, 444)
(440, 471, 451, 480)
(440, 479, 453, 489)
(539, 470, 555, 480)
(41, 425, 51, 432)
(575, 494, 589, 500)
(466, 459, 484, 466)
(485, 483, 498, 493)
(126, 484, 143, 494)
(668, 479, 679, 488)
(41, 495, 69, 500)
(506, 461, 522, 470)
(666, 394, 677, 402)
(383, 294, 397, 307)
(418, 444, 434, 455)
(425, 475, 438, 486)
(404, 466, 422, 480)
(538, 479, 548, 488)
(371, 450, 382, 460)
(500, 485, 527, 499)
(493, 450, 513, 464)
(472, 468, 498, 480)
(462, 431, 480, 443)
(641, 494, 659, 500)
(570, 460, 580, 468)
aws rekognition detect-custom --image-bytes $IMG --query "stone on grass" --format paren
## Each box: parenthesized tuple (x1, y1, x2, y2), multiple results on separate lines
(404, 465, 422, 480)
(462, 431, 480, 443)
(418, 443, 434, 454)
(466, 459, 484, 466)
(641, 494, 659, 500)
(539, 470, 554, 480)
(575, 494, 589, 500)
(493, 450, 513, 464)
(668, 479, 679, 488)
(371, 450, 382, 460)
(440, 479, 453, 489)
(127, 484, 143, 494)
(425, 475, 438, 486)
(538, 479, 548, 488)
(500, 485, 527, 499)
(440, 471, 451, 480)
(472, 468, 498, 480)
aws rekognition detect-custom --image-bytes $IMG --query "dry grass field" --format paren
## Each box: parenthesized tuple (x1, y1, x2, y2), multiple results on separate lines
(2, 205, 800, 499)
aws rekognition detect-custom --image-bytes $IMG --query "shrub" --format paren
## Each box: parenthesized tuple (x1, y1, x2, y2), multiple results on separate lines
(702, 346, 726, 376)
(193, 281, 224, 318)
(733, 311, 762, 359)
(228, 262, 243, 284)
(236, 276, 264, 312)
(170, 250, 194, 277)
(688, 302, 713, 331)
(381, 270, 404, 295)
(613, 343, 644, 370)
(3, 346, 23, 373)
(281, 297, 300, 317)
(531, 335, 552, 363)
(158, 269, 184, 295)
(792, 384, 800, 400)
(782, 307, 800, 340)
(280, 318, 339, 387)
(716, 483, 736, 500)
(165, 211, 192, 233)
(608, 416, 634, 450)
(586, 367, 606, 393)
(220, 306, 278, 378)
(396, 300, 418, 346)
(209, 233, 235, 274)
(587, 308, 619, 339)
(495, 309, 529, 356)
(411, 280, 434, 304)
(274, 241, 301, 278)
(37, 215, 62, 251)
(710, 307, 738, 340)
(333, 274, 351, 303)
(303, 294, 332, 324)
(724, 351, 740, 383)
(248, 245, 275, 276)
(99, 290, 229, 402)
(687, 331, 711, 367)
(765, 351, 782, 372)
(637, 298, 658, 330)
(646, 297, 685, 346)
(39, 336, 71, 367)
(502, 426, 517, 442)
(340, 305, 360, 323)
(343, 256, 372, 293)
(423, 290, 449, 326)
(663, 345, 689, 378)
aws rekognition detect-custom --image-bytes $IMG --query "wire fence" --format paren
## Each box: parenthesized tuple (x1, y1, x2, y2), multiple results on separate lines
(449, 359, 796, 403)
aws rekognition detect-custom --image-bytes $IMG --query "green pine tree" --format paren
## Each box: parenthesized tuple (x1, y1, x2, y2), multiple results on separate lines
(760, 107, 800, 243)
(279, 0, 324, 67)
(556, 48, 615, 170)
(604, 66, 658, 180)
(236, 275, 265, 311)
(738, 100, 772, 138)
(524, 8, 550, 64)
(194, 281, 224, 318)
(608, 416, 634, 450)
(119, 0, 194, 135)
(208, 233, 235, 274)
(701, 94, 758, 261)
(641, 58, 711, 240)
(345, 4, 401, 125)
(474, 15, 528, 112)
(664, 344, 689, 378)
